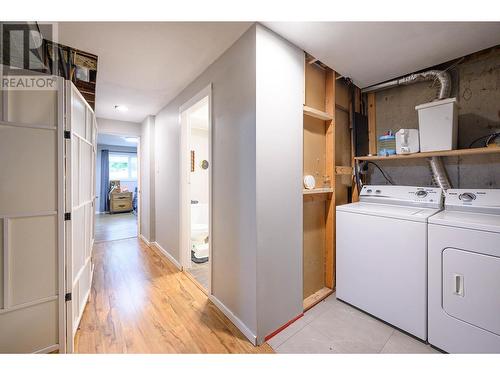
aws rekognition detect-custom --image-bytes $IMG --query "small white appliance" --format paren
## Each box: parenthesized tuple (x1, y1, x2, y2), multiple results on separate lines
(395, 129, 420, 154)
(336, 185, 443, 340)
(416, 97, 458, 152)
(428, 189, 500, 353)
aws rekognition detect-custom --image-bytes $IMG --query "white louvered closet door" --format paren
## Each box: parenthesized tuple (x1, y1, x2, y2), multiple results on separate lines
(0, 76, 65, 353)
(64, 81, 96, 353)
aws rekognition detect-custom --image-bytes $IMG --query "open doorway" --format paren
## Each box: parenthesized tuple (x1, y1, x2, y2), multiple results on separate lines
(95, 133, 140, 242)
(180, 86, 212, 293)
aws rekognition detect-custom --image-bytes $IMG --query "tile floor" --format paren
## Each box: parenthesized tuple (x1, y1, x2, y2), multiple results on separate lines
(95, 212, 138, 242)
(268, 294, 439, 354)
(187, 260, 209, 291)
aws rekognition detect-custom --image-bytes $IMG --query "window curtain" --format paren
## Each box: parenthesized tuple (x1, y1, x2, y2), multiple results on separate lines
(100, 149, 110, 212)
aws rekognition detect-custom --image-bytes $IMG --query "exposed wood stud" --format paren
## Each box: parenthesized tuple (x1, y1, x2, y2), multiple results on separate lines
(367, 92, 377, 155)
(324, 69, 335, 290)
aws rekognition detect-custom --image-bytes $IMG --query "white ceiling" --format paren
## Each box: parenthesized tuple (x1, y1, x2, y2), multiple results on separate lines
(264, 22, 500, 88)
(58, 22, 251, 123)
(97, 133, 138, 148)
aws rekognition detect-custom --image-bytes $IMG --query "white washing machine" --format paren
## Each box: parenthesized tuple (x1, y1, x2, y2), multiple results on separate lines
(336, 185, 443, 340)
(428, 189, 500, 353)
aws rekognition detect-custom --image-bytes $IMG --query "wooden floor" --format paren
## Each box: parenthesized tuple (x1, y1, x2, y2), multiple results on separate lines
(75, 238, 273, 353)
(95, 212, 137, 242)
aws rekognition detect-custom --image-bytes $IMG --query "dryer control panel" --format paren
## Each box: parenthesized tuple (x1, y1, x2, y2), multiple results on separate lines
(360, 185, 443, 208)
(445, 189, 500, 214)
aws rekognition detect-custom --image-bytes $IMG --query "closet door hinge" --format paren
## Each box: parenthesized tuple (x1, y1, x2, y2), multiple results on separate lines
(65, 292, 72, 302)
(64, 212, 71, 221)
(64, 130, 71, 139)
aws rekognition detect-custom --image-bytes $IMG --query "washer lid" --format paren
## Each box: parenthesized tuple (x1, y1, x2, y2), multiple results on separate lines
(429, 210, 500, 233)
(336, 202, 441, 222)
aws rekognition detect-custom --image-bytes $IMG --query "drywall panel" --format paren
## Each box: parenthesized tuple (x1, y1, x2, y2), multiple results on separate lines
(255, 24, 304, 341)
(153, 26, 258, 335)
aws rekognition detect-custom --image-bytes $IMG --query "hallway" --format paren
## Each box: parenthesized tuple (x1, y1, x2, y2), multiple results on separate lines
(95, 212, 138, 242)
(75, 238, 273, 353)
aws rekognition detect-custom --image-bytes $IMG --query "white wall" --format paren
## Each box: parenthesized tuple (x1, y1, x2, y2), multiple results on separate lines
(96, 117, 141, 137)
(96, 144, 137, 213)
(255, 24, 304, 341)
(190, 128, 209, 205)
(154, 25, 258, 336)
(140, 115, 155, 242)
(152, 24, 304, 344)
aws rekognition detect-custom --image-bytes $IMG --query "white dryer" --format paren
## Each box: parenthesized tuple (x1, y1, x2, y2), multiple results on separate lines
(428, 189, 500, 353)
(336, 185, 443, 340)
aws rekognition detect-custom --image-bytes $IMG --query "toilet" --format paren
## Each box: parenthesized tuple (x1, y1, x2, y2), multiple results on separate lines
(191, 203, 209, 263)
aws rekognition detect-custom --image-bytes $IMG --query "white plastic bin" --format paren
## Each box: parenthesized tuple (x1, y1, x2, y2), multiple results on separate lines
(416, 98, 458, 152)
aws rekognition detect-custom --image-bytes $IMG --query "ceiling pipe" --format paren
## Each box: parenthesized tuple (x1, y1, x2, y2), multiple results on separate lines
(362, 69, 453, 190)
(361, 69, 451, 100)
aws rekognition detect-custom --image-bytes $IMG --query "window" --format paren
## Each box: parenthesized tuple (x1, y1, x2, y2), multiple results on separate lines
(109, 153, 137, 181)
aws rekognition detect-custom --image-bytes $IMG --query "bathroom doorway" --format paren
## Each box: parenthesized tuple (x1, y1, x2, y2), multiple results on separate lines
(180, 85, 212, 293)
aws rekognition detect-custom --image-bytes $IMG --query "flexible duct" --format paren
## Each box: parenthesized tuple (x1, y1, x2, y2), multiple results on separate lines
(361, 69, 451, 100)
(428, 156, 451, 190)
(362, 69, 453, 190)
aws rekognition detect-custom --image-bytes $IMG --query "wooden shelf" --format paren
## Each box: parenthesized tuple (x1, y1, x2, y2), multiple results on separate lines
(303, 105, 333, 121)
(355, 146, 500, 161)
(303, 187, 333, 195)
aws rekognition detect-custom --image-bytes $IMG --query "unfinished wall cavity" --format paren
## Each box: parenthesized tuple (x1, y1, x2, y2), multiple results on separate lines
(368, 46, 500, 188)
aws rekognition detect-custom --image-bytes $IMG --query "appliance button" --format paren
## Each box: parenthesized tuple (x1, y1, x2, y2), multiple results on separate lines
(459, 192, 476, 202)
(375, 190, 381, 194)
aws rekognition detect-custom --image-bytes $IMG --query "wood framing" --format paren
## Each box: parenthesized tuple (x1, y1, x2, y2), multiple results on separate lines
(302, 60, 335, 310)
(367, 92, 377, 155)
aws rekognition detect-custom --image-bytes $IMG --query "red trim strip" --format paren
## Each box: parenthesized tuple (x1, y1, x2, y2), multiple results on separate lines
(264, 313, 304, 342)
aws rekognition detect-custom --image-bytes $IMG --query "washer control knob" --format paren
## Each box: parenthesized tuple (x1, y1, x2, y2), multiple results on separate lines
(375, 189, 381, 194)
(460, 192, 476, 202)
(366, 189, 372, 193)
(416, 190, 428, 198)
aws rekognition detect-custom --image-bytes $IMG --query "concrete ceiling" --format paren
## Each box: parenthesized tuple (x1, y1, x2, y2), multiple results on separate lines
(58, 22, 251, 123)
(264, 22, 500, 88)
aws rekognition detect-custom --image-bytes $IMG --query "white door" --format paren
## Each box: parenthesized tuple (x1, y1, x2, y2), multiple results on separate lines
(64, 81, 96, 352)
(0, 75, 65, 353)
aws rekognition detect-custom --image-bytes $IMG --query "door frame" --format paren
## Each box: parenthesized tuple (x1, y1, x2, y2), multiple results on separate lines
(179, 84, 213, 295)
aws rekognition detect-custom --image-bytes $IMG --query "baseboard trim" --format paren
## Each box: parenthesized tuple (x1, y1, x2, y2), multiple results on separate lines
(138, 234, 151, 247)
(208, 294, 257, 346)
(151, 241, 182, 270)
(264, 313, 304, 342)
